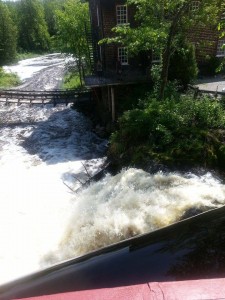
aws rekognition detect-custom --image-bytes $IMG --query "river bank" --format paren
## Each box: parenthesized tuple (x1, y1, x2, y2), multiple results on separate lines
(1, 54, 225, 286)
(0, 68, 21, 89)
(0, 54, 108, 284)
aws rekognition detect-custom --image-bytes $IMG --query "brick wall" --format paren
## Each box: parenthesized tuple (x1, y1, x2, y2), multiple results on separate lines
(89, 0, 101, 68)
(101, 1, 116, 70)
(89, 0, 223, 73)
(188, 26, 219, 62)
(101, 1, 142, 71)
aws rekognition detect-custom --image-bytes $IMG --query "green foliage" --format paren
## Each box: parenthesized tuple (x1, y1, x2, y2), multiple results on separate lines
(0, 1, 17, 65)
(43, 0, 62, 37)
(115, 84, 152, 115)
(16, 51, 43, 61)
(169, 37, 198, 87)
(1, 0, 91, 63)
(0, 67, 21, 88)
(18, 0, 50, 52)
(103, 0, 222, 99)
(62, 71, 82, 89)
(199, 56, 224, 76)
(109, 94, 225, 169)
(55, 0, 91, 81)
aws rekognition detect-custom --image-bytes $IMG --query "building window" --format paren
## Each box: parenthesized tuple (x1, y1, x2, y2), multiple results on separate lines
(116, 5, 128, 25)
(118, 47, 128, 65)
(152, 51, 161, 64)
(190, 1, 200, 11)
(217, 39, 225, 57)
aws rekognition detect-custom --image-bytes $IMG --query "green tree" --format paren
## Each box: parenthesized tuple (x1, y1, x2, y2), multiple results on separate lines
(18, 0, 50, 52)
(43, 0, 63, 37)
(0, 1, 17, 65)
(168, 36, 198, 87)
(5, 1, 20, 28)
(55, 0, 91, 84)
(218, 4, 225, 69)
(106, 0, 222, 99)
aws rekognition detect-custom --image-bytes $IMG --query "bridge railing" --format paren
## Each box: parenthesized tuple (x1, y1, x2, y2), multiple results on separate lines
(0, 88, 91, 105)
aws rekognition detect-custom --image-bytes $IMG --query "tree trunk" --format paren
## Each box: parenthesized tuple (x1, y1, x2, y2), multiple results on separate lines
(159, 30, 173, 100)
(159, 1, 190, 100)
(77, 46, 83, 87)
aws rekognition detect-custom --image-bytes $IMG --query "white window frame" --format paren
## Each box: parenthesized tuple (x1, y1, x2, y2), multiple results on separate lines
(190, 1, 200, 11)
(116, 5, 128, 25)
(216, 39, 225, 57)
(152, 51, 161, 64)
(118, 47, 129, 65)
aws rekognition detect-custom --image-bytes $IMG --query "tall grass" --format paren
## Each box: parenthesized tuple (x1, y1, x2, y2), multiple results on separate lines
(0, 68, 21, 88)
(62, 71, 82, 89)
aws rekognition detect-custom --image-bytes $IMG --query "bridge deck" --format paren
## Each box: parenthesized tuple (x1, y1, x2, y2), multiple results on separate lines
(0, 88, 90, 105)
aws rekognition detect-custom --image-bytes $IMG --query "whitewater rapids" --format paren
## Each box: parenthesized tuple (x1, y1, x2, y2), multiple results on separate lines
(1, 54, 225, 285)
(0, 103, 107, 284)
(43, 168, 225, 265)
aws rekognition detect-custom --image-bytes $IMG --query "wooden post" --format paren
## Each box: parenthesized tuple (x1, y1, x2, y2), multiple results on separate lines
(111, 86, 115, 122)
(108, 86, 111, 112)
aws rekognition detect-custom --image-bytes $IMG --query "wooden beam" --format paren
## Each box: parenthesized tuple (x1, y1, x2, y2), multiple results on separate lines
(108, 86, 111, 112)
(111, 86, 115, 122)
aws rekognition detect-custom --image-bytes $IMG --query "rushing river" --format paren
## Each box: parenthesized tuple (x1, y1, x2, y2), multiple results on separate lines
(1, 54, 225, 285)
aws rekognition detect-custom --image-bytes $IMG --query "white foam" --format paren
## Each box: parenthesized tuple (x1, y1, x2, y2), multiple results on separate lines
(46, 168, 225, 264)
(3, 53, 65, 81)
(1, 101, 225, 283)
(1, 54, 225, 285)
(0, 103, 107, 284)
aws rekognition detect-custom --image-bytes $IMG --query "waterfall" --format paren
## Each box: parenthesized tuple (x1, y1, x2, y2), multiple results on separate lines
(42, 168, 225, 266)
(1, 54, 225, 285)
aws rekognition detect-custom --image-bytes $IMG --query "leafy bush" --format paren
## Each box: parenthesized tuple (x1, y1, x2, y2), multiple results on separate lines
(199, 56, 223, 76)
(116, 84, 152, 115)
(169, 38, 198, 88)
(109, 94, 225, 169)
(62, 71, 82, 89)
(0, 67, 21, 88)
